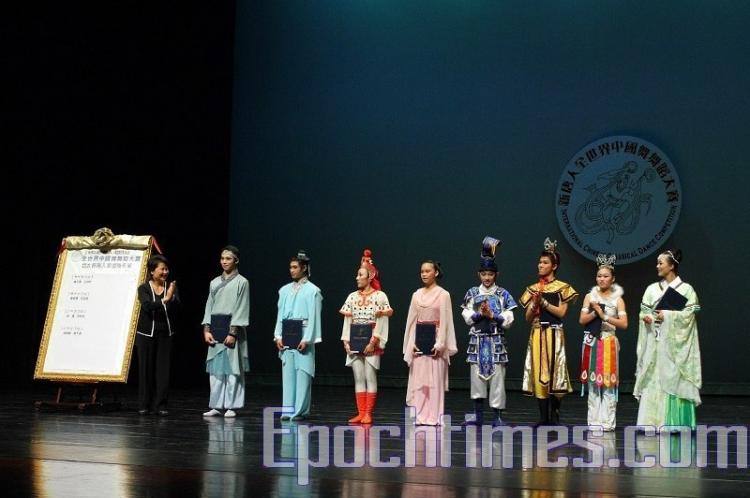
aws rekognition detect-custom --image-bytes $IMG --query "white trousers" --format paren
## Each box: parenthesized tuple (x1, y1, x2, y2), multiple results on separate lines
(469, 364, 506, 409)
(587, 387, 617, 431)
(350, 356, 378, 392)
(208, 373, 245, 409)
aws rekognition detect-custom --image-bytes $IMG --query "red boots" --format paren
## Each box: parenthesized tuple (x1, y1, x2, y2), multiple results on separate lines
(348, 391, 377, 424)
(349, 392, 367, 423)
(360, 392, 377, 424)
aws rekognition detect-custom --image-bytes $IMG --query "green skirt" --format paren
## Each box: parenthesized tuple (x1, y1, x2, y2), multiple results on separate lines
(664, 394, 696, 429)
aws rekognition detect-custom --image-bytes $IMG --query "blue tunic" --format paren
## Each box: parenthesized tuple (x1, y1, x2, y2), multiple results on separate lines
(274, 279, 323, 376)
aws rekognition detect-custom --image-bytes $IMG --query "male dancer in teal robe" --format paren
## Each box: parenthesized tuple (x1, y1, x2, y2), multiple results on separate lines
(274, 250, 323, 420)
(202, 245, 250, 418)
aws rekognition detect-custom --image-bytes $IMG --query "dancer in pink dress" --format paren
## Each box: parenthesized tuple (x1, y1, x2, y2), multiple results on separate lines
(403, 260, 458, 425)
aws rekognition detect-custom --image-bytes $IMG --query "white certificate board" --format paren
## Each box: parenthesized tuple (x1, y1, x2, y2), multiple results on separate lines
(35, 241, 151, 382)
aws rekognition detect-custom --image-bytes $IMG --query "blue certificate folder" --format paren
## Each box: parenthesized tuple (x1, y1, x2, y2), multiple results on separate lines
(656, 286, 688, 311)
(349, 323, 373, 353)
(415, 323, 436, 354)
(585, 315, 602, 337)
(282, 319, 304, 350)
(210, 314, 235, 348)
(539, 292, 562, 325)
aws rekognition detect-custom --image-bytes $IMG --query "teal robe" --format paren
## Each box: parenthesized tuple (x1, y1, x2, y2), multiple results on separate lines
(202, 273, 250, 375)
(274, 279, 323, 377)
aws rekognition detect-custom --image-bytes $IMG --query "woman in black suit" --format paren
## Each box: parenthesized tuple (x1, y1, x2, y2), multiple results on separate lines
(136, 254, 179, 415)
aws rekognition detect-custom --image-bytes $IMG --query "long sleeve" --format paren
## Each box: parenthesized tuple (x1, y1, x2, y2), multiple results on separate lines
(230, 279, 250, 327)
(202, 283, 215, 326)
(373, 311, 389, 349)
(303, 288, 323, 344)
(138, 284, 161, 312)
(435, 291, 458, 359)
(497, 288, 517, 329)
(461, 289, 478, 325)
(339, 294, 353, 341)
(500, 308, 514, 329)
(273, 290, 284, 340)
(639, 297, 654, 320)
(461, 306, 476, 326)
(661, 284, 702, 393)
(373, 291, 391, 348)
(402, 294, 418, 364)
(634, 287, 653, 378)
(340, 314, 353, 341)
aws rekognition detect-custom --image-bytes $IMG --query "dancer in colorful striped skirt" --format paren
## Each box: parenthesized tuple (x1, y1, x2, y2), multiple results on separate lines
(578, 254, 628, 431)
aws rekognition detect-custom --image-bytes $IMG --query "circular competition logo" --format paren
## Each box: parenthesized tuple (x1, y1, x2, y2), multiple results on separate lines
(555, 136, 682, 264)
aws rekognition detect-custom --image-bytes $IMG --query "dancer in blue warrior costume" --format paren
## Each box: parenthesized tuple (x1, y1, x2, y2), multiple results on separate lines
(461, 236, 517, 426)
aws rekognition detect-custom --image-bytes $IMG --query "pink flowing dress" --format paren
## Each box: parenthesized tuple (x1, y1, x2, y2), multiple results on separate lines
(403, 285, 458, 425)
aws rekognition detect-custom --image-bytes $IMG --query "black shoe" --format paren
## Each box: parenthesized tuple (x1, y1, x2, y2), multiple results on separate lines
(550, 396, 561, 425)
(138, 409, 149, 416)
(537, 398, 550, 425)
(461, 398, 484, 426)
(492, 409, 505, 427)
(157, 409, 169, 416)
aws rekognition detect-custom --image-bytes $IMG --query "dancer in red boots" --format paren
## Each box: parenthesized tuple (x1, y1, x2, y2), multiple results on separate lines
(340, 249, 393, 424)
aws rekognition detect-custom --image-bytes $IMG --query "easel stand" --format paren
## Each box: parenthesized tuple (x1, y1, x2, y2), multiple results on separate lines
(35, 382, 121, 413)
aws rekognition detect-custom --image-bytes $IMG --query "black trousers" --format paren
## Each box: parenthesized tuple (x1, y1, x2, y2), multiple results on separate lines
(136, 332, 172, 411)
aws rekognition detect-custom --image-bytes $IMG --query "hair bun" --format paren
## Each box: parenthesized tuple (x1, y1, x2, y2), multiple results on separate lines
(663, 248, 683, 265)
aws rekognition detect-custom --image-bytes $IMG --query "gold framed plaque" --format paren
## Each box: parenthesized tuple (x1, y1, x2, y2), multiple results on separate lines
(34, 228, 154, 382)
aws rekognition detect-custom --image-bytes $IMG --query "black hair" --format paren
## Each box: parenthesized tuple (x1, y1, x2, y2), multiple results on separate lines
(290, 253, 310, 275)
(421, 259, 444, 280)
(290, 256, 308, 266)
(596, 265, 616, 277)
(222, 245, 240, 261)
(660, 248, 682, 273)
(539, 250, 560, 271)
(147, 254, 169, 274)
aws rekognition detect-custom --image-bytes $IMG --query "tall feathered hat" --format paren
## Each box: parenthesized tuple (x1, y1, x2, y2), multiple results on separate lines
(360, 248, 381, 290)
(478, 236, 501, 272)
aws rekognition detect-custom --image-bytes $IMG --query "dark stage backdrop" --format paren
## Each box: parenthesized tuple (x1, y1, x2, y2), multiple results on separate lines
(11, 3, 237, 389)
(230, 1, 750, 393)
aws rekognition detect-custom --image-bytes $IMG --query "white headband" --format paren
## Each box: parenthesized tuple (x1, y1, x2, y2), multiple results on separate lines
(222, 249, 239, 263)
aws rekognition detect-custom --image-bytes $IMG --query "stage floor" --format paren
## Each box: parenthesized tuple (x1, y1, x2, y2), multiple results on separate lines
(1, 385, 748, 497)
